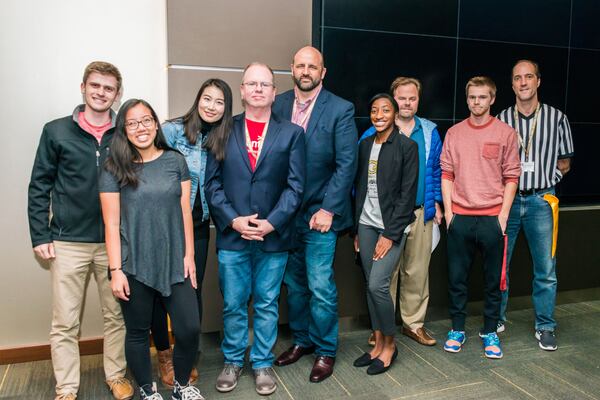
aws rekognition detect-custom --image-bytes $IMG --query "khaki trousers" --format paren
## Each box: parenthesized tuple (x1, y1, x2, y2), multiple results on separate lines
(390, 208, 433, 330)
(50, 241, 126, 395)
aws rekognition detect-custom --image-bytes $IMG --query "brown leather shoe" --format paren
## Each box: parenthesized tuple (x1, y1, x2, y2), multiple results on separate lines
(309, 356, 335, 382)
(274, 345, 315, 366)
(402, 326, 437, 346)
(157, 348, 175, 387)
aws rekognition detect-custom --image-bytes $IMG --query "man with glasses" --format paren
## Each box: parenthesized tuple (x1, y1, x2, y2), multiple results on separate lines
(497, 60, 574, 351)
(272, 46, 357, 383)
(28, 61, 133, 400)
(205, 62, 305, 395)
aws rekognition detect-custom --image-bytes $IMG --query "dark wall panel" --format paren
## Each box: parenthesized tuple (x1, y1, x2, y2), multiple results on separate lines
(323, 28, 456, 119)
(323, 0, 459, 37)
(459, 0, 571, 46)
(317, 0, 600, 204)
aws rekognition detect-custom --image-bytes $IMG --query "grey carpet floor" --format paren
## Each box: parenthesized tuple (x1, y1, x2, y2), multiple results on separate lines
(2, 300, 600, 399)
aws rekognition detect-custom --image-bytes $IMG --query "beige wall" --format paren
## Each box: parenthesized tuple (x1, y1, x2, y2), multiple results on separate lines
(0, 0, 168, 348)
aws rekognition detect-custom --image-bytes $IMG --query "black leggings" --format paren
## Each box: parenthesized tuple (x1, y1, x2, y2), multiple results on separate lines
(151, 236, 209, 351)
(120, 277, 200, 387)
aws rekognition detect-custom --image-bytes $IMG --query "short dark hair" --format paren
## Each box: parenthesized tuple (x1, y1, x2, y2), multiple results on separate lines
(369, 93, 399, 114)
(83, 61, 122, 91)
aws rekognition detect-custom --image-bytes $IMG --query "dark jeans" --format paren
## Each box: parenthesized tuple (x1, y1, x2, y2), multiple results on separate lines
(284, 229, 339, 356)
(120, 277, 200, 387)
(447, 215, 505, 334)
(151, 235, 209, 351)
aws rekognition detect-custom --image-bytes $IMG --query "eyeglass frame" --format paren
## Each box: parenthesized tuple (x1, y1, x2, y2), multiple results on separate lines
(125, 116, 155, 131)
(242, 81, 275, 90)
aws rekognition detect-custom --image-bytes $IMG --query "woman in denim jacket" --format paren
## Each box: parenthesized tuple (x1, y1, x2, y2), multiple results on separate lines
(152, 79, 233, 387)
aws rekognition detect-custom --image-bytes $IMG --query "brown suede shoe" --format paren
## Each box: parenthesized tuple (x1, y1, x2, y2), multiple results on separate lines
(274, 345, 315, 366)
(309, 356, 335, 383)
(106, 377, 134, 400)
(402, 326, 437, 346)
(157, 348, 175, 387)
(189, 366, 199, 384)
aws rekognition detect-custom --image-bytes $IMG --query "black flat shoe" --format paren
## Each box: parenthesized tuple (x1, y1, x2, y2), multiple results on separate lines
(353, 352, 374, 367)
(366, 347, 398, 375)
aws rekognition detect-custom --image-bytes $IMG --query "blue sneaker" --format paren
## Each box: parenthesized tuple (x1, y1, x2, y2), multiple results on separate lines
(481, 332, 503, 359)
(444, 330, 466, 353)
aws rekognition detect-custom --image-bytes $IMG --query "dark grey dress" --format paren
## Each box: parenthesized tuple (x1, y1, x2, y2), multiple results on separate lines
(99, 150, 190, 296)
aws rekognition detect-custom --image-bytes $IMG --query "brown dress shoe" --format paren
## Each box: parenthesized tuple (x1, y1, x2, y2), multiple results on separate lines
(309, 356, 335, 382)
(402, 326, 437, 346)
(157, 348, 175, 387)
(274, 345, 315, 366)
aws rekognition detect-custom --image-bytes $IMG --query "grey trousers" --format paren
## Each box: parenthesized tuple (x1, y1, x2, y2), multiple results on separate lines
(358, 224, 406, 336)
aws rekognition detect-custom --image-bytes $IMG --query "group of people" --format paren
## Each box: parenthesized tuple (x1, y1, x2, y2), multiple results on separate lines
(27, 45, 573, 400)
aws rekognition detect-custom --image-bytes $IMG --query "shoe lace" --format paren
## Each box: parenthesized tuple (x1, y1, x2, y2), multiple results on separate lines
(483, 332, 500, 347)
(140, 389, 163, 400)
(107, 377, 130, 390)
(223, 363, 239, 376)
(176, 384, 205, 400)
(447, 330, 464, 341)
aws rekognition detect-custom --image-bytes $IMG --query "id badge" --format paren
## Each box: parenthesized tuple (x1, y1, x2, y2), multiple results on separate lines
(521, 161, 535, 172)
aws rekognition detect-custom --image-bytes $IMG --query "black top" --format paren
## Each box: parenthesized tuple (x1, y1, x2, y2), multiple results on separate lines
(99, 150, 190, 296)
(28, 107, 114, 247)
(355, 129, 419, 243)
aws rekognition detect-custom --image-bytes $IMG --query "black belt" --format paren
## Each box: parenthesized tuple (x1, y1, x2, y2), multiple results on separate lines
(519, 187, 549, 196)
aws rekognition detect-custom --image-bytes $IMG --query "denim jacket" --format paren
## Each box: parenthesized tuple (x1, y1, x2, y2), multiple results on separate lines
(162, 120, 209, 221)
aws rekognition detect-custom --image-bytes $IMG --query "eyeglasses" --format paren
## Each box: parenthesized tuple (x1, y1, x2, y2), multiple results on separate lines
(242, 81, 275, 89)
(125, 116, 154, 131)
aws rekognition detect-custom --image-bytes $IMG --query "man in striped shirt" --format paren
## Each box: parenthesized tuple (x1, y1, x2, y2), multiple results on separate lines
(497, 60, 574, 351)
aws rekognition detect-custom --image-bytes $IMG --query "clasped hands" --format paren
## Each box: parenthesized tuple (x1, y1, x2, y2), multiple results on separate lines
(232, 213, 274, 241)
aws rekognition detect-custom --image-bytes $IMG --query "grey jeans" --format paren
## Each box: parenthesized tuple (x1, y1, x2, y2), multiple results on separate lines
(357, 224, 406, 336)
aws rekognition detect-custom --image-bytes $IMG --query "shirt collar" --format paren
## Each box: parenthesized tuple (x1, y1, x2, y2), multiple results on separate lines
(294, 84, 323, 108)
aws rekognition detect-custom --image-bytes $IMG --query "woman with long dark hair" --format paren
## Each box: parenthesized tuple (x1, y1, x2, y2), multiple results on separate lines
(353, 93, 418, 375)
(151, 79, 233, 387)
(99, 99, 204, 400)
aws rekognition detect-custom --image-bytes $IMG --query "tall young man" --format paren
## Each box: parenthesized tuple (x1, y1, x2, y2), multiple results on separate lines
(440, 77, 521, 359)
(497, 60, 574, 350)
(28, 61, 133, 400)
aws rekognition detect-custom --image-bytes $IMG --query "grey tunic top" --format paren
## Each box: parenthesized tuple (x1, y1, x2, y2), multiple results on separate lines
(99, 150, 190, 296)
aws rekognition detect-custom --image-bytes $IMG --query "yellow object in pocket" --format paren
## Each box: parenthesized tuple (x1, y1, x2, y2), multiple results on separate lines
(543, 194, 559, 258)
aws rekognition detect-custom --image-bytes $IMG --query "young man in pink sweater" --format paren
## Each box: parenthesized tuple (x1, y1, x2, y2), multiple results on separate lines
(440, 76, 521, 359)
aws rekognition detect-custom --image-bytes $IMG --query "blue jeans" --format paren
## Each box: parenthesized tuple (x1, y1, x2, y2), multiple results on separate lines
(500, 187, 557, 331)
(218, 243, 288, 368)
(284, 229, 338, 357)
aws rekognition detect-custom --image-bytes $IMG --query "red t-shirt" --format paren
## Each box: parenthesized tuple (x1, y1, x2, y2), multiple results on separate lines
(246, 119, 266, 171)
(78, 111, 112, 144)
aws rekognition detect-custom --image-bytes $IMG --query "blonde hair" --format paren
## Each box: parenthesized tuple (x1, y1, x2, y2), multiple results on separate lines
(465, 76, 496, 98)
(390, 76, 421, 96)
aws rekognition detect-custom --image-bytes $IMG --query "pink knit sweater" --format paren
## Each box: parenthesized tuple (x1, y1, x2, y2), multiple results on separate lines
(440, 117, 521, 215)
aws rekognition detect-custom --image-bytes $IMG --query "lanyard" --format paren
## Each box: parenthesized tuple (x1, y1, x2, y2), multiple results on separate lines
(513, 103, 541, 161)
(245, 120, 269, 163)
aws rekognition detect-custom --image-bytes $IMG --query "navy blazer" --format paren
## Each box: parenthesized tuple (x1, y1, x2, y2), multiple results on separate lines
(272, 88, 357, 233)
(205, 112, 306, 252)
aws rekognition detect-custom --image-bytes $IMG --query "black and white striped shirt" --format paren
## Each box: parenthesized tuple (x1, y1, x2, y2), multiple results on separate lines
(497, 103, 574, 191)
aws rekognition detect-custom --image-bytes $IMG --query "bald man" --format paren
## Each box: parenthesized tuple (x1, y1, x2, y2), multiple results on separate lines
(272, 46, 357, 383)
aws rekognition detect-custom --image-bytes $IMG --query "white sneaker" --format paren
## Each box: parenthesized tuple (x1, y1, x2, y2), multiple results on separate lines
(496, 322, 505, 333)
